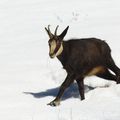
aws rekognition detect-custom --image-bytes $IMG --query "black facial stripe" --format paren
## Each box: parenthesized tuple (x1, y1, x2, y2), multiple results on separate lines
(54, 42, 61, 55)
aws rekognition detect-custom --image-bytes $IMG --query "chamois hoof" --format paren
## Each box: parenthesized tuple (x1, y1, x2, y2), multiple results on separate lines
(81, 97, 85, 101)
(47, 100, 60, 107)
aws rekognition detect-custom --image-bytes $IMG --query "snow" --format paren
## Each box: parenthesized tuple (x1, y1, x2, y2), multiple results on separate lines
(0, 0, 120, 120)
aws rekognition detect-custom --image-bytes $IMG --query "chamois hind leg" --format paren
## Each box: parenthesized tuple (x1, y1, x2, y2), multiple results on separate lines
(76, 78, 85, 100)
(96, 68, 117, 81)
(106, 56, 120, 84)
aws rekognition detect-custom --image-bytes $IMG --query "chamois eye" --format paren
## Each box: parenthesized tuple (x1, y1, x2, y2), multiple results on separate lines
(48, 41, 50, 44)
(48, 42, 50, 45)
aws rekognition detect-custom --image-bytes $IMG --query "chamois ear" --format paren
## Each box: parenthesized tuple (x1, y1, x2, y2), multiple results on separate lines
(59, 26, 69, 39)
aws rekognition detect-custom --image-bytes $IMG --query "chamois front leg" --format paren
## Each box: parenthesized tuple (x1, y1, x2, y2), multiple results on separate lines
(76, 78, 85, 100)
(48, 74, 75, 106)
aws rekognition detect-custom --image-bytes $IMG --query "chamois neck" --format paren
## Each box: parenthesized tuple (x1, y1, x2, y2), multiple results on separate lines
(57, 41, 68, 67)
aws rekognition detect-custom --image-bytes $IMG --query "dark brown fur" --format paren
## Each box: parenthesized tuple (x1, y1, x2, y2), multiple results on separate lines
(45, 26, 120, 106)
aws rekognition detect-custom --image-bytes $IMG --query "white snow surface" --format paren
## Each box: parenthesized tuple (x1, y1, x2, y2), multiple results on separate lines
(1, 0, 120, 120)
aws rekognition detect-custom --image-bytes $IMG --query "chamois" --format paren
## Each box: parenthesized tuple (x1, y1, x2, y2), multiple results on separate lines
(45, 25, 120, 106)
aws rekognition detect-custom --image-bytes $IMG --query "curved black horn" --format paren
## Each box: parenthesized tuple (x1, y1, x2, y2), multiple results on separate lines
(47, 25, 51, 33)
(45, 25, 53, 38)
(54, 25, 59, 36)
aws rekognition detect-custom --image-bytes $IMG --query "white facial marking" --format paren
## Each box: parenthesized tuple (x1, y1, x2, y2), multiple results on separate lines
(49, 41, 63, 58)
(55, 43, 63, 57)
(49, 40, 57, 55)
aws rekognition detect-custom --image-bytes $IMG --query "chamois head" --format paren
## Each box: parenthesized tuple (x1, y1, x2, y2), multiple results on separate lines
(45, 25, 69, 58)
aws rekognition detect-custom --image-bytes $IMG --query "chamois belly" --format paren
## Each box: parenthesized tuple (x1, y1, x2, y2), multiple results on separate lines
(86, 66, 105, 76)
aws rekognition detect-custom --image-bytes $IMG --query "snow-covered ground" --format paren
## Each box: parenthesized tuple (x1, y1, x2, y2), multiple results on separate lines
(1, 0, 120, 120)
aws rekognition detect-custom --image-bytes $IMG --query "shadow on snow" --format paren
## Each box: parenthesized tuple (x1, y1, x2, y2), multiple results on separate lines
(24, 83, 95, 101)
